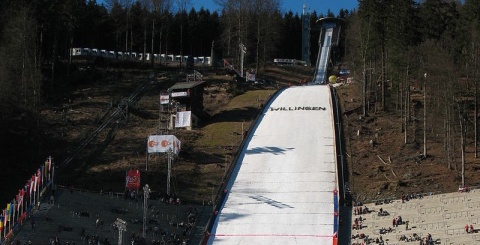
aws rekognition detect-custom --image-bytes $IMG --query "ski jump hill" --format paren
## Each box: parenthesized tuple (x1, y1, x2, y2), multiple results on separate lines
(202, 18, 344, 245)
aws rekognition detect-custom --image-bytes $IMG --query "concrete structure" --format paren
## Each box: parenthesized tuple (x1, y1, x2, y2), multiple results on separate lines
(312, 18, 343, 85)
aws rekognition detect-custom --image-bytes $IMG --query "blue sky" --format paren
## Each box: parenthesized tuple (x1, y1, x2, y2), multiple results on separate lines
(192, 0, 358, 15)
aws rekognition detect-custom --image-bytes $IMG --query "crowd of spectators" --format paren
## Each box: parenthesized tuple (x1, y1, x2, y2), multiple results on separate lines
(7, 185, 203, 245)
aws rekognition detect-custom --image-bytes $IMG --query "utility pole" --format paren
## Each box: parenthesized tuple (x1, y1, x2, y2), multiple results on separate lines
(211, 40, 215, 67)
(423, 73, 427, 158)
(301, 4, 311, 67)
(167, 149, 172, 196)
(239, 43, 246, 78)
(142, 184, 150, 238)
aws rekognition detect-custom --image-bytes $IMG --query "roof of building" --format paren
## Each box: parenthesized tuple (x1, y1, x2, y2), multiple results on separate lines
(169, 81, 205, 90)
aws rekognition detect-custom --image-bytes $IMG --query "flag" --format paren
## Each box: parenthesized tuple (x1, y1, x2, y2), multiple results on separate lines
(29, 176, 35, 194)
(22, 187, 26, 209)
(48, 157, 52, 172)
(33, 175, 38, 193)
(24, 184, 29, 197)
(44, 160, 48, 176)
(0, 210, 4, 230)
(9, 200, 14, 216)
(15, 195, 19, 212)
(17, 190, 23, 212)
(40, 165, 45, 187)
(37, 168, 42, 187)
(5, 204, 10, 222)
(160, 94, 170, 105)
(22, 189, 26, 206)
(11, 200, 15, 224)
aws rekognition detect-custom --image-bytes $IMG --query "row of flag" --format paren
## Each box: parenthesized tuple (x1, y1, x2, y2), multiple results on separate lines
(0, 157, 54, 240)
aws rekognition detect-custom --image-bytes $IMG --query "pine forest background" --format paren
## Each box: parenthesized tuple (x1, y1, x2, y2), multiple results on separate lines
(2, 0, 480, 204)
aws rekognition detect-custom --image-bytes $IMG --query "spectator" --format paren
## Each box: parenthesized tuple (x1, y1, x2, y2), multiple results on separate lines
(30, 215, 35, 229)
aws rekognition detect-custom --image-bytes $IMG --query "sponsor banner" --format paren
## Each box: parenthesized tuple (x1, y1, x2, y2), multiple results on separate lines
(147, 135, 181, 154)
(126, 169, 141, 191)
(246, 72, 255, 82)
(175, 111, 191, 128)
(269, 106, 326, 111)
(171, 91, 188, 97)
(160, 94, 169, 105)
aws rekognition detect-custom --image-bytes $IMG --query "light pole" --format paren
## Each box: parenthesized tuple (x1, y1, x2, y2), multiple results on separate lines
(114, 218, 127, 245)
(167, 148, 172, 196)
(423, 73, 427, 158)
(239, 43, 246, 78)
(142, 184, 150, 238)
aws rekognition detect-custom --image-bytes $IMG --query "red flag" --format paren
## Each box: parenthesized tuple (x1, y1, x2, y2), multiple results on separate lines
(37, 168, 42, 187)
(3, 205, 10, 224)
(17, 190, 23, 211)
(0, 212, 3, 231)
(26, 180, 31, 196)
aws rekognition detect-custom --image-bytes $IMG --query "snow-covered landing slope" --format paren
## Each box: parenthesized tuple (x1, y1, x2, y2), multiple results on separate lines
(207, 85, 338, 245)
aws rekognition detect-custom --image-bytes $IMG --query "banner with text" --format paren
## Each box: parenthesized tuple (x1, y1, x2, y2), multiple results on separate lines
(125, 169, 141, 190)
(175, 111, 191, 128)
(160, 94, 169, 105)
(147, 135, 181, 155)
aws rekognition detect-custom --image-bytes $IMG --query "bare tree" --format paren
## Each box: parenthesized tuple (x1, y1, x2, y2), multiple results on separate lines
(360, 19, 373, 117)
(112, 0, 133, 52)
(176, 0, 190, 68)
(252, 0, 280, 74)
(0, 6, 41, 112)
(216, 0, 255, 64)
(140, 0, 152, 64)
(151, 0, 171, 66)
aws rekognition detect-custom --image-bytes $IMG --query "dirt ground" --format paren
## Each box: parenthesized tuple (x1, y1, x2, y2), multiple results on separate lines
(338, 81, 480, 204)
(1, 64, 478, 208)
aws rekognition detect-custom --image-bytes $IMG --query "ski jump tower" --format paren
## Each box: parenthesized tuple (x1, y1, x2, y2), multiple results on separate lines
(301, 4, 311, 67)
(311, 17, 343, 85)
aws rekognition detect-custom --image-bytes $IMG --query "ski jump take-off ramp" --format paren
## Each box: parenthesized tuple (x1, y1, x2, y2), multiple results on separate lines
(204, 18, 343, 245)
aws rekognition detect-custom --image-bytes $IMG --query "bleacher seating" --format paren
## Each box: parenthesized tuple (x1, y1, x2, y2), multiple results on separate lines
(351, 189, 480, 244)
